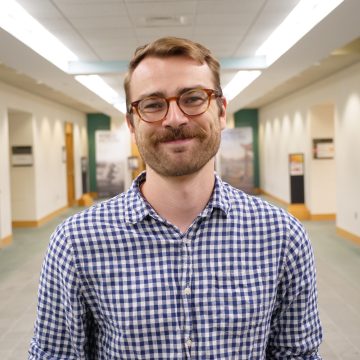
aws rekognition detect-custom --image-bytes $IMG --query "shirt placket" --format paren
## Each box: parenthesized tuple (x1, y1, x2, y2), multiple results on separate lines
(181, 234, 194, 358)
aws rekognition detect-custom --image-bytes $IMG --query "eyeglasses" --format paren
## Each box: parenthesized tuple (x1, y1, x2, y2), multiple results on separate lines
(129, 88, 222, 123)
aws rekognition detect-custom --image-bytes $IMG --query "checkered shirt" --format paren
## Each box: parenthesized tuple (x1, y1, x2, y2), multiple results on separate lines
(29, 173, 322, 359)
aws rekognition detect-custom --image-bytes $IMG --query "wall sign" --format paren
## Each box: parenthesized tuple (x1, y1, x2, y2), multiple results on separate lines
(11, 146, 33, 166)
(313, 138, 334, 159)
(289, 153, 305, 204)
(289, 153, 304, 176)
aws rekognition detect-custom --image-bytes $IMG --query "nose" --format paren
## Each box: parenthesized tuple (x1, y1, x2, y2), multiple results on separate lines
(161, 99, 189, 127)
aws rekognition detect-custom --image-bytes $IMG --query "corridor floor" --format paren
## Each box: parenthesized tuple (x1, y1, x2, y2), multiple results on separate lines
(0, 202, 359, 359)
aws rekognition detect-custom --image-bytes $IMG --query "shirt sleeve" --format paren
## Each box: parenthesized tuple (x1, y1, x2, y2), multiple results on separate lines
(266, 218, 323, 359)
(28, 224, 92, 359)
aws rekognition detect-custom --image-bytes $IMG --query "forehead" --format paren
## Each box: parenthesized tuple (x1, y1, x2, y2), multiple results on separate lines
(129, 56, 214, 99)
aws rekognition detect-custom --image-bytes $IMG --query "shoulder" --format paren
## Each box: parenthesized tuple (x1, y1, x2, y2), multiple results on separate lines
(62, 193, 127, 232)
(221, 180, 308, 246)
(50, 188, 139, 250)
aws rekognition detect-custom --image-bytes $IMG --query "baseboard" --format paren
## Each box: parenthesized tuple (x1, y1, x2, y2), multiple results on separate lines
(78, 193, 94, 207)
(259, 189, 340, 222)
(287, 204, 311, 221)
(89, 192, 98, 199)
(259, 189, 289, 207)
(311, 214, 336, 221)
(0, 234, 13, 248)
(12, 206, 68, 228)
(336, 227, 360, 246)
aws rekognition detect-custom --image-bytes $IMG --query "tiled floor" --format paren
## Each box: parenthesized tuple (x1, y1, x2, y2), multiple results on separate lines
(0, 203, 360, 359)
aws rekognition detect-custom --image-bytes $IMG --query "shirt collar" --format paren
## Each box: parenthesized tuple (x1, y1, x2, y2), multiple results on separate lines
(124, 172, 231, 224)
(123, 172, 151, 224)
(200, 173, 231, 218)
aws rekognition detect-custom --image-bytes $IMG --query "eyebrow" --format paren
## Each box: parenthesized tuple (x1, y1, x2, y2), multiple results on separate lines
(137, 85, 207, 100)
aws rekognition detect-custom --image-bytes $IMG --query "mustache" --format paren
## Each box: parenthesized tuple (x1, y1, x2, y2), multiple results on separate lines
(151, 127, 207, 144)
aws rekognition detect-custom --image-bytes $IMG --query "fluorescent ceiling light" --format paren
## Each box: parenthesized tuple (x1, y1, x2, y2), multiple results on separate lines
(0, 0, 78, 71)
(223, 71, 261, 101)
(75, 75, 126, 114)
(256, 0, 345, 65)
(113, 102, 127, 114)
(0, 1, 125, 114)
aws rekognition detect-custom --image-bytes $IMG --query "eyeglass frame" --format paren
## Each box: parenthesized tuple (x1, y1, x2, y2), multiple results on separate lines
(128, 88, 223, 124)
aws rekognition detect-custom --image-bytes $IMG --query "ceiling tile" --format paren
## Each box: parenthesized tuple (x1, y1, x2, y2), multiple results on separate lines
(195, 0, 264, 14)
(126, 1, 197, 17)
(193, 24, 248, 37)
(79, 28, 137, 40)
(195, 13, 252, 26)
(55, 2, 126, 17)
(70, 16, 132, 29)
(135, 26, 193, 39)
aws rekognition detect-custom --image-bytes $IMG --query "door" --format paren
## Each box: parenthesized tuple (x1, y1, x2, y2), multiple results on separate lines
(65, 122, 76, 206)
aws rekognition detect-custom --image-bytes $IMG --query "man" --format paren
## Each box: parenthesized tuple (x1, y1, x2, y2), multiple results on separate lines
(29, 37, 322, 359)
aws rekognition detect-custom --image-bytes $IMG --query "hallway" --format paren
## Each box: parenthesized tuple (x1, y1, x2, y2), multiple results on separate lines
(0, 203, 359, 359)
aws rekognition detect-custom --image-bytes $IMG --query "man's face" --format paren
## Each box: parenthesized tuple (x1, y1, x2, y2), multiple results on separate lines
(127, 56, 226, 177)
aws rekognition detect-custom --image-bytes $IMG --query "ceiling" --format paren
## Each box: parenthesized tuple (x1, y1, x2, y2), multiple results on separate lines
(0, 0, 359, 117)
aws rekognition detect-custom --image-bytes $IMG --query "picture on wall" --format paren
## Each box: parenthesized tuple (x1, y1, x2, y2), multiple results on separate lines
(219, 127, 254, 194)
(313, 138, 334, 159)
(11, 146, 33, 166)
(95, 130, 125, 198)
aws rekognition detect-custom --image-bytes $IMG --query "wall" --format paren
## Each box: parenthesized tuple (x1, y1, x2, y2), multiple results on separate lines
(0, 109, 12, 241)
(259, 107, 308, 203)
(0, 80, 87, 241)
(308, 105, 336, 215)
(111, 117, 132, 191)
(259, 61, 360, 237)
(8, 111, 36, 221)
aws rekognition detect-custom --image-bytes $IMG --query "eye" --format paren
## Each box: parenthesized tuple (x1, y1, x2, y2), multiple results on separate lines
(181, 90, 207, 107)
(139, 98, 166, 113)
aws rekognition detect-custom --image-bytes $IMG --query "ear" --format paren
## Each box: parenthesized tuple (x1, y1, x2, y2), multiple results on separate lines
(126, 114, 135, 134)
(126, 114, 137, 144)
(219, 96, 227, 130)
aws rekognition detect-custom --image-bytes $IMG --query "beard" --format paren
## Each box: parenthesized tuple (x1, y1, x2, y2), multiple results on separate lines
(135, 120, 222, 177)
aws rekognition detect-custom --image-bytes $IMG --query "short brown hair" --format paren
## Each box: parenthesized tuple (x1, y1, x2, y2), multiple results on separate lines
(124, 37, 222, 113)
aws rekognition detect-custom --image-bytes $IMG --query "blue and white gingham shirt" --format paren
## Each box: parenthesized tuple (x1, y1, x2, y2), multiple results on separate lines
(29, 173, 322, 359)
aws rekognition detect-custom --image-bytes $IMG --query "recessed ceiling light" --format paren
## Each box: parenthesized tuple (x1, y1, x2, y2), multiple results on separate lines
(141, 15, 188, 27)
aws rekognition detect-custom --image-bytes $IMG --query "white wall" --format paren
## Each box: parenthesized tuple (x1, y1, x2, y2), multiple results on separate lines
(111, 117, 132, 191)
(336, 87, 360, 236)
(259, 61, 360, 236)
(0, 80, 87, 240)
(259, 108, 308, 202)
(9, 111, 37, 221)
(0, 109, 12, 239)
(308, 105, 336, 214)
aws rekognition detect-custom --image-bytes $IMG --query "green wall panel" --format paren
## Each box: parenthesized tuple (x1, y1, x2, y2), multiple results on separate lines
(233, 109, 259, 188)
(87, 113, 111, 192)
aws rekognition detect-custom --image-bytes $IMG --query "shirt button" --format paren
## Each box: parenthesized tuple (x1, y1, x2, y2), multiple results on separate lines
(183, 238, 191, 245)
(184, 287, 191, 295)
(186, 339, 192, 347)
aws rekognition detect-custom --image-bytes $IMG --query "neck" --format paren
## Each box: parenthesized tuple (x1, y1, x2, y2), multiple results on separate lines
(141, 162, 216, 232)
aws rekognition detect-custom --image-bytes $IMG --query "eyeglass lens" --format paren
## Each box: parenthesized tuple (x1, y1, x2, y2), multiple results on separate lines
(137, 89, 211, 122)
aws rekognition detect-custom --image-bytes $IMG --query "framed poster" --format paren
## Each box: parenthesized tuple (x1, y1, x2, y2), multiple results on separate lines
(313, 138, 334, 159)
(95, 130, 125, 197)
(219, 127, 254, 193)
(11, 146, 33, 166)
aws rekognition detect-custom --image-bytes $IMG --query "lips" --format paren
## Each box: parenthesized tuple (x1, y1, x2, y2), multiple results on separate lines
(162, 135, 194, 144)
